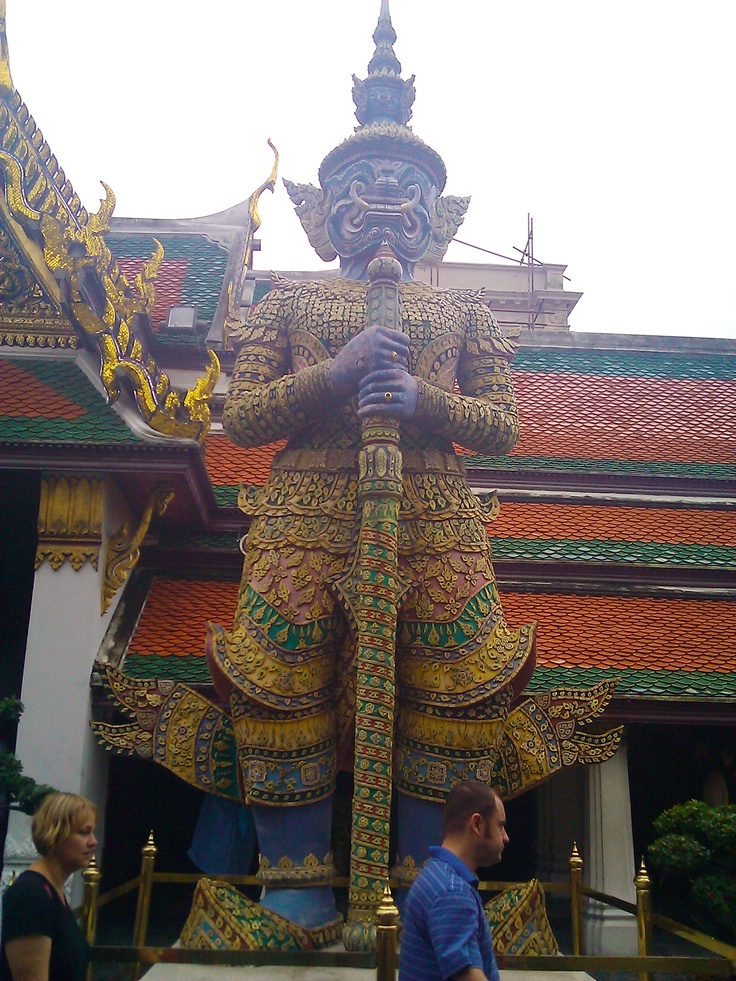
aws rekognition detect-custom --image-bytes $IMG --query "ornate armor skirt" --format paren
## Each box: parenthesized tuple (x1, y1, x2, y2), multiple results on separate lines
(208, 449, 536, 808)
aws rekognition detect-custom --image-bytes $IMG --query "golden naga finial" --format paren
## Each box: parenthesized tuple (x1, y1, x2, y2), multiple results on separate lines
(247, 138, 280, 238)
(0, 0, 14, 93)
(40, 185, 218, 443)
(224, 141, 279, 345)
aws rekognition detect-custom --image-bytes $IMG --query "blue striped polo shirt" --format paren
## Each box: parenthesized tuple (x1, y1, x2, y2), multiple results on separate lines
(398, 846, 499, 981)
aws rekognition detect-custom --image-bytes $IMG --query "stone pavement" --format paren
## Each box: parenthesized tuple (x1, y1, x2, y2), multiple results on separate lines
(144, 969, 593, 981)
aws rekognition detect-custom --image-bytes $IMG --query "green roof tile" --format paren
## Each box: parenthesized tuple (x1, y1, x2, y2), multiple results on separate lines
(466, 454, 736, 481)
(123, 653, 211, 683)
(528, 666, 736, 698)
(513, 348, 736, 380)
(213, 486, 240, 508)
(160, 530, 240, 552)
(0, 358, 141, 444)
(122, 657, 736, 699)
(252, 281, 272, 304)
(490, 536, 736, 569)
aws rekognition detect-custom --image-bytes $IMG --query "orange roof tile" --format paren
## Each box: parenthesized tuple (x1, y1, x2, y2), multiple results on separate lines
(129, 578, 240, 657)
(204, 435, 285, 486)
(491, 502, 736, 547)
(502, 592, 736, 673)
(0, 360, 84, 419)
(512, 373, 736, 464)
(129, 577, 736, 677)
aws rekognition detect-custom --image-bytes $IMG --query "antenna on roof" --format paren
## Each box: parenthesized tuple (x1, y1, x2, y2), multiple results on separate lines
(513, 214, 544, 329)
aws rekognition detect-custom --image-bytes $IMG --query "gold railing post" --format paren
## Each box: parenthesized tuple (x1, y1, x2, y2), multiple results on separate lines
(81, 854, 101, 943)
(131, 831, 157, 979)
(375, 880, 400, 981)
(635, 857, 652, 981)
(569, 841, 584, 956)
(81, 855, 101, 981)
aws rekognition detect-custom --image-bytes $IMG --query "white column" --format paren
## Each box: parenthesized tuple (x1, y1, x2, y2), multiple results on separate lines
(584, 740, 637, 955)
(2, 478, 131, 905)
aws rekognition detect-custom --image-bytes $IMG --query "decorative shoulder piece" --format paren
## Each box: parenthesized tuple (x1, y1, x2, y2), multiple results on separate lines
(283, 179, 336, 261)
(424, 194, 471, 263)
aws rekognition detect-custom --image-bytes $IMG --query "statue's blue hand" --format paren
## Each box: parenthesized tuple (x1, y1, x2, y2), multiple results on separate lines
(358, 368, 418, 420)
(330, 326, 410, 398)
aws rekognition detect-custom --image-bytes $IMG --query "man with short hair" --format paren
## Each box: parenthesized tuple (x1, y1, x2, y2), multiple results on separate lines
(398, 781, 508, 981)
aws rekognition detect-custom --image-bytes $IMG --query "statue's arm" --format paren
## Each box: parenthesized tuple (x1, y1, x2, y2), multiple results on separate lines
(222, 297, 336, 448)
(414, 306, 520, 456)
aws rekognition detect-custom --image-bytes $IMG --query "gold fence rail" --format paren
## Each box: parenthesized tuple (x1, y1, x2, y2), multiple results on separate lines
(81, 836, 736, 981)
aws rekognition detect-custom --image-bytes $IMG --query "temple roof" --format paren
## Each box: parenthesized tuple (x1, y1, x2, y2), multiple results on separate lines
(466, 346, 736, 483)
(0, 65, 220, 441)
(107, 231, 229, 346)
(0, 358, 144, 444)
(199, 341, 736, 510)
(116, 575, 736, 706)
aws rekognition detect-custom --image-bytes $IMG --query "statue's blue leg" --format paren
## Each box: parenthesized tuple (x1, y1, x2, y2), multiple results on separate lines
(252, 795, 340, 928)
(394, 790, 444, 908)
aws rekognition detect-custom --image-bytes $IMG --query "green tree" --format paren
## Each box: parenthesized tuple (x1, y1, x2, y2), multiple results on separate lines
(648, 800, 736, 942)
(0, 697, 55, 876)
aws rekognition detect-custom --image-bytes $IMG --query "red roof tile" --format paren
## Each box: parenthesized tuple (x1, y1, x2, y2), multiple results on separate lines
(0, 360, 85, 419)
(129, 578, 240, 657)
(205, 435, 285, 486)
(502, 592, 736, 673)
(129, 578, 736, 677)
(117, 257, 188, 332)
(512, 373, 736, 464)
(491, 502, 736, 546)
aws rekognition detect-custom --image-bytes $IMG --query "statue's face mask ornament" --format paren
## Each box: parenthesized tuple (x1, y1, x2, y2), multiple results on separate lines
(325, 159, 434, 273)
(283, 4, 469, 279)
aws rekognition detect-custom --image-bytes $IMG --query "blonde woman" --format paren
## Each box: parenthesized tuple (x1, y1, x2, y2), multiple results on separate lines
(1, 792, 97, 981)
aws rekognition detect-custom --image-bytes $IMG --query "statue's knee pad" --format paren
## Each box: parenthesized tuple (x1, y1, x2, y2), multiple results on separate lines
(395, 577, 536, 801)
(230, 695, 337, 806)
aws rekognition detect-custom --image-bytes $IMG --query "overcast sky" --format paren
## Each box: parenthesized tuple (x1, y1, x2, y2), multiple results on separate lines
(6, 1, 736, 339)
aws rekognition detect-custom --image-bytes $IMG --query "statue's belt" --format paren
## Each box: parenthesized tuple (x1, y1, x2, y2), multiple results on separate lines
(271, 446, 466, 475)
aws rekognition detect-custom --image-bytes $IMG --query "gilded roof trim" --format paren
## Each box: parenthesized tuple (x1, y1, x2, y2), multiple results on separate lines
(0, 76, 219, 442)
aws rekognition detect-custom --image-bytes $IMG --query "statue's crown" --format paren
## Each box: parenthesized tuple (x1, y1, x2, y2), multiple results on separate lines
(351, 0, 415, 127)
(319, 0, 446, 191)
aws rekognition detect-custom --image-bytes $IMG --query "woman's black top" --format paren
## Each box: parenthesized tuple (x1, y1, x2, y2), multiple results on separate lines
(0, 870, 89, 981)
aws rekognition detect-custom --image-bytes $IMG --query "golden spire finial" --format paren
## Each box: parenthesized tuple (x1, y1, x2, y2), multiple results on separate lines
(0, 0, 14, 94)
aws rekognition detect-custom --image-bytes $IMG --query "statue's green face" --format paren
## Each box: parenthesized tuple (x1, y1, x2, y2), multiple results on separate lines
(324, 156, 436, 279)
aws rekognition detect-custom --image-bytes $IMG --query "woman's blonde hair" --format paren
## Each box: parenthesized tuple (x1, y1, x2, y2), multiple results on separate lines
(31, 792, 98, 857)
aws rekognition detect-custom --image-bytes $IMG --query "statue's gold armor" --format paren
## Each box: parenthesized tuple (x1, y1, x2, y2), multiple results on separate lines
(91, 4, 622, 948)
(209, 276, 536, 809)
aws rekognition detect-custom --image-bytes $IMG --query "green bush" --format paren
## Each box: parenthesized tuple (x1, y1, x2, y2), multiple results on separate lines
(653, 799, 713, 840)
(0, 698, 55, 816)
(648, 833, 711, 877)
(691, 872, 736, 940)
(0, 697, 23, 724)
(0, 749, 55, 815)
(703, 809, 736, 872)
(648, 800, 736, 943)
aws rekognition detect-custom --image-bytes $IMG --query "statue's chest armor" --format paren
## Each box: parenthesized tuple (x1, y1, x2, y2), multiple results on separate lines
(288, 281, 468, 392)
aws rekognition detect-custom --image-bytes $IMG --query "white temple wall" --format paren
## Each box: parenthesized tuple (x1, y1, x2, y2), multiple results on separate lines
(2, 477, 132, 906)
(583, 738, 638, 955)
